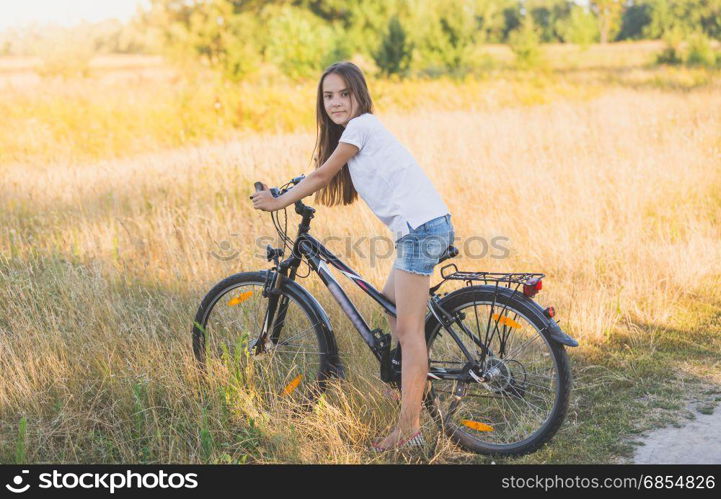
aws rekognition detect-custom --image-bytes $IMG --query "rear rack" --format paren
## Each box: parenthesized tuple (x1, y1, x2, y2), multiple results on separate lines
(431, 263, 544, 295)
(441, 263, 544, 285)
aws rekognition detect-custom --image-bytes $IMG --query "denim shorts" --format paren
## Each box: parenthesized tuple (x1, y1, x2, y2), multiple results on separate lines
(393, 214, 455, 276)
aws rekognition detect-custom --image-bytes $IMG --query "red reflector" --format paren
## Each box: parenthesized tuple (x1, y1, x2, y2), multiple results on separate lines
(523, 279, 542, 297)
(544, 306, 555, 318)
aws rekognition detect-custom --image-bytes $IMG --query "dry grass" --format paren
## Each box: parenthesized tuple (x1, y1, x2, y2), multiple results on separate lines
(1, 44, 721, 463)
(3, 44, 717, 165)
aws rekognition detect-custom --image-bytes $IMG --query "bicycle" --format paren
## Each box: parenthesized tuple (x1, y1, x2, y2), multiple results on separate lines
(192, 175, 579, 456)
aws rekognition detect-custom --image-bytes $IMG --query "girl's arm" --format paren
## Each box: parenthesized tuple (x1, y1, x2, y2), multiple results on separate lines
(252, 142, 358, 211)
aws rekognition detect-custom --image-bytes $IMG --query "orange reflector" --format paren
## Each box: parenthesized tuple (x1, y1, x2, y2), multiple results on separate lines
(492, 313, 521, 329)
(282, 374, 303, 396)
(461, 420, 494, 432)
(227, 291, 253, 306)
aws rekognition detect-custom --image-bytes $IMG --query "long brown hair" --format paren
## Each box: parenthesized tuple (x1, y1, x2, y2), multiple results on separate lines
(312, 61, 374, 206)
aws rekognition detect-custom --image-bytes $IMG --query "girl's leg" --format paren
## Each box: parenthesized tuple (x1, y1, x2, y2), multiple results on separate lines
(376, 268, 430, 448)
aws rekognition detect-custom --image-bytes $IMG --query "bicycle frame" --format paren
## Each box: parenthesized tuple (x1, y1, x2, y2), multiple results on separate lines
(204, 179, 577, 455)
(262, 210, 397, 362)
(255, 199, 495, 384)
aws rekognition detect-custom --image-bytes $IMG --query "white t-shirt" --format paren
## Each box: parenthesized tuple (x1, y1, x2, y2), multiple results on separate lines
(339, 113, 450, 241)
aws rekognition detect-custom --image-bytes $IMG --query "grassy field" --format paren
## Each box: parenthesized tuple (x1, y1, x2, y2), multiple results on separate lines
(1, 42, 721, 463)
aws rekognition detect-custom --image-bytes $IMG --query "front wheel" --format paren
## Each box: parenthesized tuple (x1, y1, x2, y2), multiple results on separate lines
(424, 286, 572, 456)
(192, 271, 335, 405)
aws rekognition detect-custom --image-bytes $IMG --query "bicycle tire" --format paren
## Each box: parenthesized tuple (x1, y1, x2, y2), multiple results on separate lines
(424, 285, 572, 456)
(192, 271, 337, 404)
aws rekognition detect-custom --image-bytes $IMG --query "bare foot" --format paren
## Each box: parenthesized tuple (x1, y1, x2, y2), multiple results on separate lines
(374, 427, 401, 450)
(373, 426, 421, 450)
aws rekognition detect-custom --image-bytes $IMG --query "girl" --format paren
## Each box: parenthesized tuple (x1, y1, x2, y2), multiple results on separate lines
(251, 61, 454, 451)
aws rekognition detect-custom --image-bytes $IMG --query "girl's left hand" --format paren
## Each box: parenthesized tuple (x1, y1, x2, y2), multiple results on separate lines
(250, 183, 281, 212)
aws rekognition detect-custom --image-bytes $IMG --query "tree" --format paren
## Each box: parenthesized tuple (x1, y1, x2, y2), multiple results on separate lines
(617, 2, 653, 40)
(373, 15, 413, 77)
(296, 0, 353, 23)
(262, 5, 335, 79)
(526, 0, 572, 43)
(472, 0, 519, 43)
(417, 0, 477, 74)
(699, 0, 721, 39)
(642, 0, 686, 39)
(501, 3, 523, 41)
(558, 4, 599, 46)
(641, 0, 721, 41)
(509, 15, 544, 68)
(590, 0, 624, 43)
(345, 0, 400, 59)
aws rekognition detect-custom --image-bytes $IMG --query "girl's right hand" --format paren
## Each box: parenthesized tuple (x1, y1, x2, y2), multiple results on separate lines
(250, 183, 279, 211)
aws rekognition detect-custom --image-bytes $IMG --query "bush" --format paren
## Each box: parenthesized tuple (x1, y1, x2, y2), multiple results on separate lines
(685, 32, 717, 68)
(35, 31, 94, 78)
(322, 25, 354, 70)
(465, 47, 498, 74)
(373, 15, 413, 77)
(262, 5, 335, 79)
(509, 17, 544, 69)
(655, 27, 683, 65)
(416, 0, 476, 77)
(558, 5, 599, 48)
(221, 14, 262, 81)
(655, 46, 682, 65)
(655, 29, 720, 68)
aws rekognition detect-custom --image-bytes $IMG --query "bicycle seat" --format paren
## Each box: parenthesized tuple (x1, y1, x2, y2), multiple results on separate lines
(438, 245, 459, 263)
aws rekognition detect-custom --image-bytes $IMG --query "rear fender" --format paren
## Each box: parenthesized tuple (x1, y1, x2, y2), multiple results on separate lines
(427, 285, 578, 347)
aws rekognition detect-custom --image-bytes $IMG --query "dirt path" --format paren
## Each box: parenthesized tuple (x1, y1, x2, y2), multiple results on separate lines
(633, 405, 721, 464)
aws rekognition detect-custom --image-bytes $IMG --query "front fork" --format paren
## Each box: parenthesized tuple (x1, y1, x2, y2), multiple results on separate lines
(251, 246, 292, 354)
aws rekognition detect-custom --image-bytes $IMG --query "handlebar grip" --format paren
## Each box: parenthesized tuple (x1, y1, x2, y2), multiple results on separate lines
(254, 182, 265, 192)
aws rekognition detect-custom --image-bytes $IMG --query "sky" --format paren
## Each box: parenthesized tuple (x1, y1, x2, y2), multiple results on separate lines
(0, 0, 595, 31)
(0, 0, 147, 30)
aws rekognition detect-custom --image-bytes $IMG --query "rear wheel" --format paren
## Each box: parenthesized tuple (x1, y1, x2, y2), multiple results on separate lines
(424, 287, 572, 456)
(192, 271, 334, 405)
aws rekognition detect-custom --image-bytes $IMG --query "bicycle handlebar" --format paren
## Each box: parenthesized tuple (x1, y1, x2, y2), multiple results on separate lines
(252, 175, 305, 199)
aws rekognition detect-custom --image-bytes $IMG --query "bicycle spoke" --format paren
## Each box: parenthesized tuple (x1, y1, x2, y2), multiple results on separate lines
(271, 349, 328, 355)
(198, 279, 328, 405)
(427, 296, 565, 451)
(503, 334, 543, 360)
(276, 322, 322, 346)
